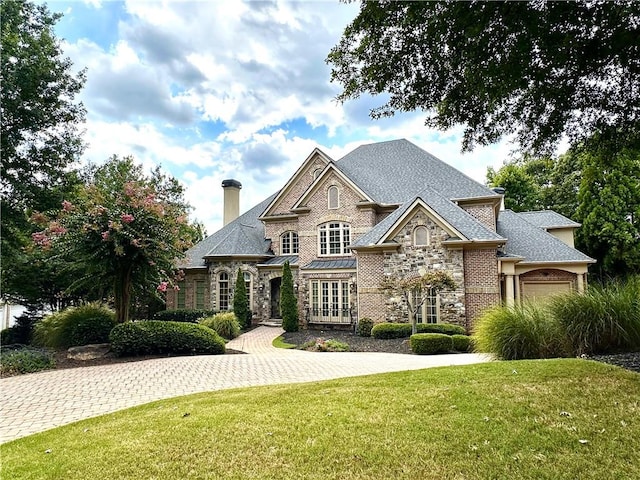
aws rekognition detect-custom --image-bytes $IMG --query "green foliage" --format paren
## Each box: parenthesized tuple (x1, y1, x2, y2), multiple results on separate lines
(549, 278, 640, 355)
(199, 312, 241, 340)
(416, 323, 466, 336)
(328, 2, 639, 157)
(452, 334, 472, 353)
(109, 321, 225, 357)
(0, 346, 55, 375)
(272, 336, 296, 349)
(0, 308, 42, 345)
(576, 146, 640, 277)
(1, 0, 86, 307)
(301, 338, 350, 352)
(280, 261, 298, 332)
(487, 163, 542, 212)
(32, 303, 115, 349)
(371, 322, 412, 339)
(356, 317, 374, 337)
(153, 309, 216, 323)
(410, 333, 453, 355)
(473, 303, 572, 360)
(233, 268, 250, 329)
(31, 156, 200, 322)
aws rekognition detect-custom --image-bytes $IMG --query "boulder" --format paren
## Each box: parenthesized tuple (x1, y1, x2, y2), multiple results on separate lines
(67, 343, 111, 361)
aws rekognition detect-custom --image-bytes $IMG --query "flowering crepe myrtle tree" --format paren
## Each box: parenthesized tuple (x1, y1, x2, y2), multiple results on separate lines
(31, 156, 198, 323)
(380, 270, 456, 335)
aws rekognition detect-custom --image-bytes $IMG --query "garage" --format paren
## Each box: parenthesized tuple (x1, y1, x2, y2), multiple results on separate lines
(521, 281, 572, 300)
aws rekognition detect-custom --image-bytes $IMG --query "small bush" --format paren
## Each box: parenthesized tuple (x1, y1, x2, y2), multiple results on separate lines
(32, 303, 116, 349)
(473, 303, 571, 360)
(200, 312, 241, 340)
(410, 333, 453, 355)
(153, 309, 217, 323)
(550, 278, 640, 355)
(452, 334, 472, 352)
(109, 321, 225, 357)
(371, 323, 412, 339)
(416, 323, 466, 336)
(0, 346, 55, 375)
(357, 318, 374, 337)
(301, 338, 349, 352)
(0, 309, 42, 345)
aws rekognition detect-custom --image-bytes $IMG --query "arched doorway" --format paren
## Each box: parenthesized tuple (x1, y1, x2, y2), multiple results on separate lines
(270, 277, 282, 319)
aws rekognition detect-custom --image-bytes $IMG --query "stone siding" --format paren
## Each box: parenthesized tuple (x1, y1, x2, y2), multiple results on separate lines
(166, 270, 210, 310)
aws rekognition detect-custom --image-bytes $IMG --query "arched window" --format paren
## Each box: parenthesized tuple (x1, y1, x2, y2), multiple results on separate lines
(318, 222, 351, 256)
(281, 231, 299, 254)
(313, 168, 323, 179)
(414, 226, 430, 246)
(328, 185, 339, 209)
(218, 272, 229, 311)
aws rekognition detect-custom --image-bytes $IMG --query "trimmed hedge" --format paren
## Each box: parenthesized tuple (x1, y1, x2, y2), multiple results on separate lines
(416, 323, 466, 336)
(200, 312, 241, 340)
(109, 321, 226, 357)
(452, 334, 472, 352)
(152, 309, 217, 323)
(410, 333, 453, 355)
(356, 318, 374, 337)
(372, 322, 466, 339)
(371, 323, 412, 339)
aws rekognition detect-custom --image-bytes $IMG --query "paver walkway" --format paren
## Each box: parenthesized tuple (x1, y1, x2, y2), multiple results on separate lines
(0, 327, 490, 444)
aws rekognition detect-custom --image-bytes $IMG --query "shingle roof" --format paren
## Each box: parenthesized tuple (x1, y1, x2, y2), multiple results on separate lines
(336, 139, 498, 203)
(352, 186, 503, 247)
(517, 210, 581, 229)
(303, 258, 357, 269)
(178, 194, 277, 268)
(497, 210, 594, 263)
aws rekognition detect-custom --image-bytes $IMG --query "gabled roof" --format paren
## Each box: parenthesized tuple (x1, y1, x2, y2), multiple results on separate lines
(336, 139, 499, 203)
(517, 210, 581, 229)
(179, 194, 277, 268)
(352, 187, 504, 248)
(497, 210, 594, 264)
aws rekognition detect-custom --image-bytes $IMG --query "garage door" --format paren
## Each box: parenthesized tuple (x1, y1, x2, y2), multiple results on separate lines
(521, 282, 572, 300)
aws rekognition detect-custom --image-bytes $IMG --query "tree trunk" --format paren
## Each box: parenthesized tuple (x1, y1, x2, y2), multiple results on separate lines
(114, 263, 133, 323)
(409, 309, 417, 335)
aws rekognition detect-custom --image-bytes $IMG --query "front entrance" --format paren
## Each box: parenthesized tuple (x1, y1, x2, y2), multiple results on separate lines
(270, 277, 282, 318)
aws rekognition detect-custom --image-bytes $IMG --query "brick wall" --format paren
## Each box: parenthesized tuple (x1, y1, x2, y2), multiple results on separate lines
(271, 158, 327, 215)
(518, 269, 577, 290)
(355, 252, 386, 322)
(460, 204, 496, 230)
(463, 248, 500, 328)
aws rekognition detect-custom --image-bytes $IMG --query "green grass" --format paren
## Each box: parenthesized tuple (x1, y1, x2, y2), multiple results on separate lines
(2, 360, 639, 479)
(272, 336, 296, 349)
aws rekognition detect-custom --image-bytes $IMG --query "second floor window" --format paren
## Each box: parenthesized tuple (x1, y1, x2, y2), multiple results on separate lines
(328, 185, 339, 209)
(281, 231, 299, 254)
(319, 222, 351, 256)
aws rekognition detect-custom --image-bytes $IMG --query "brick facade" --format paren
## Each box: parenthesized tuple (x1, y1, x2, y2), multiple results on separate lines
(463, 248, 500, 329)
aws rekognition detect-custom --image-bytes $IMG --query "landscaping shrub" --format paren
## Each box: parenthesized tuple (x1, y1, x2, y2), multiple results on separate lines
(301, 338, 350, 352)
(109, 321, 225, 357)
(199, 312, 241, 340)
(281, 261, 299, 332)
(32, 303, 116, 349)
(452, 334, 472, 352)
(233, 268, 251, 329)
(410, 333, 453, 355)
(416, 323, 466, 336)
(0, 346, 55, 375)
(0, 309, 42, 345)
(152, 309, 216, 323)
(371, 322, 412, 339)
(356, 318, 374, 337)
(550, 277, 640, 355)
(473, 303, 571, 360)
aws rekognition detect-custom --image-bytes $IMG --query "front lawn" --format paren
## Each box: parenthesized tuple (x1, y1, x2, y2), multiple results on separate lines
(2, 359, 638, 479)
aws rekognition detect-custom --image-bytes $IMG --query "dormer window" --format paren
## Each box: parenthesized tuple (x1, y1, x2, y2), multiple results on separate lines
(414, 226, 430, 246)
(281, 231, 299, 254)
(319, 222, 351, 256)
(328, 185, 339, 209)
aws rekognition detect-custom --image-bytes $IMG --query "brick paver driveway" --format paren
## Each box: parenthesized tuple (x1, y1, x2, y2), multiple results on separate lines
(0, 327, 489, 443)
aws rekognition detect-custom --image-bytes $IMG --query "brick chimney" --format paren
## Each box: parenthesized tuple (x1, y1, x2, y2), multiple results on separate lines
(222, 179, 242, 226)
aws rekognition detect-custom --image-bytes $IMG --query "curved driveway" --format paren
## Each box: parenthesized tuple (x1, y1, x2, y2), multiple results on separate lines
(0, 327, 489, 443)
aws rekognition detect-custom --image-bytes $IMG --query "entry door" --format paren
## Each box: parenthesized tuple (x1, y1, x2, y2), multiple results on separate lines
(270, 277, 282, 319)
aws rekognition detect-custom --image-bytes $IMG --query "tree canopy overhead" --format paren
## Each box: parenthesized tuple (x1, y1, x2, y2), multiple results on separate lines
(328, 1, 640, 155)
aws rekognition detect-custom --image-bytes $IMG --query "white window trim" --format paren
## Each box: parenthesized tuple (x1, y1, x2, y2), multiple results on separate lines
(318, 221, 351, 257)
(243, 271, 253, 310)
(217, 271, 230, 311)
(280, 231, 299, 255)
(414, 288, 440, 324)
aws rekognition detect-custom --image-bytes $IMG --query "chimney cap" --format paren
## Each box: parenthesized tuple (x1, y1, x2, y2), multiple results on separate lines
(492, 187, 505, 195)
(222, 179, 242, 189)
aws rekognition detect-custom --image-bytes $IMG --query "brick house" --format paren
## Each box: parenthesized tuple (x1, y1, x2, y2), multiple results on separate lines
(167, 139, 594, 331)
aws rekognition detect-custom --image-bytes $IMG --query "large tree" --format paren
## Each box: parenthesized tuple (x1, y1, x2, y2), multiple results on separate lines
(1, 0, 86, 302)
(328, 1, 639, 156)
(32, 156, 199, 323)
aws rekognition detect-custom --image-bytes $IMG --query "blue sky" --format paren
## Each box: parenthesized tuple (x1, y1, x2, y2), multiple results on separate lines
(49, 0, 515, 234)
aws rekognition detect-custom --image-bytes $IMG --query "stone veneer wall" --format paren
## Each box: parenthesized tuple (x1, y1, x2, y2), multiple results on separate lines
(381, 213, 467, 327)
(460, 204, 496, 230)
(463, 248, 500, 328)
